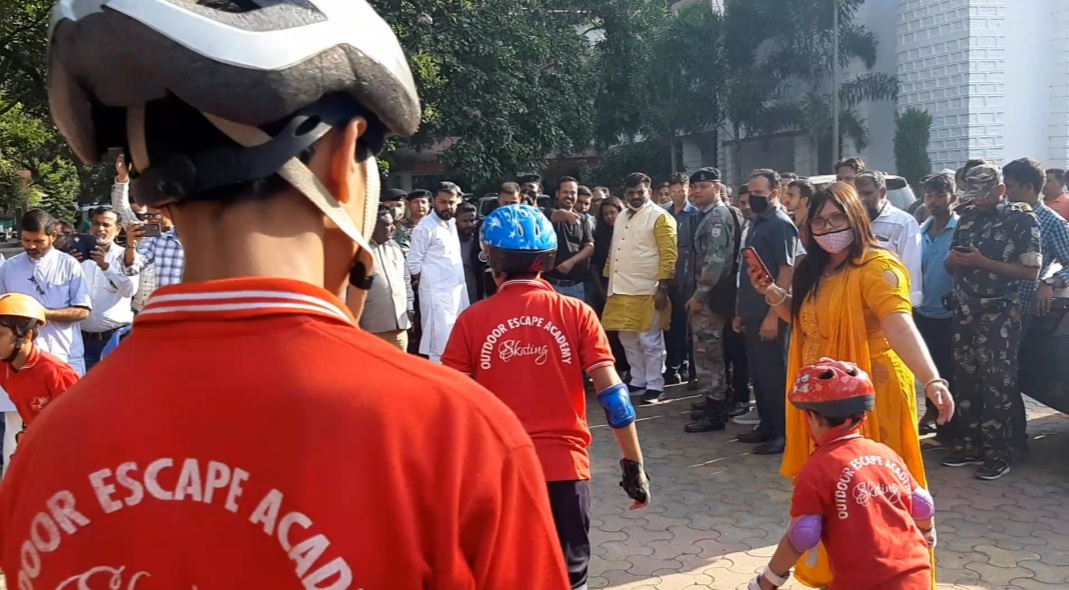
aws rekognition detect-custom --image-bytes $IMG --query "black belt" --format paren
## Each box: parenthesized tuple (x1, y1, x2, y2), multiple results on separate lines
(546, 277, 580, 287)
(82, 327, 127, 342)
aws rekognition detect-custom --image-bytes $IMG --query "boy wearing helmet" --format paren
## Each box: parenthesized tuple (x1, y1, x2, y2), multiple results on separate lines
(751, 358, 935, 590)
(0, 294, 80, 435)
(0, 1, 569, 587)
(442, 204, 651, 590)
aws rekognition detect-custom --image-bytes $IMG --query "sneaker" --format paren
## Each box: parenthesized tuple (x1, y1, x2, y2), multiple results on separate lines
(975, 458, 1011, 480)
(941, 449, 984, 468)
(732, 409, 760, 426)
(663, 372, 682, 386)
(627, 384, 647, 395)
(641, 389, 666, 405)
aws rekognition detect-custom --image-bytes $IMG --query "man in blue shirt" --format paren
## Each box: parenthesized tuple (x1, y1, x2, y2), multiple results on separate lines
(913, 172, 958, 440)
(663, 172, 699, 386)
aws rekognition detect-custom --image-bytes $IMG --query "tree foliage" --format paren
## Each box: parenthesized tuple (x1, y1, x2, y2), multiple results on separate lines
(371, 0, 595, 187)
(894, 107, 933, 190)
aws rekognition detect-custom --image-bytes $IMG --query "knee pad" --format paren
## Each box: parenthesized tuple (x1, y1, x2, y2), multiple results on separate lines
(911, 487, 935, 521)
(787, 514, 823, 553)
(597, 383, 635, 429)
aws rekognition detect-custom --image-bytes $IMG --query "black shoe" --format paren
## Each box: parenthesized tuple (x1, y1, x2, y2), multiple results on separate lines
(685, 400, 725, 432)
(663, 372, 682, 386)
(736, 430, 772, 444)
(641, 389, 666, 405)
(754, 436, 786, 455)
(727, 402, 749, 418)
(975, 458, 1011, 480)
(684, 416, 725, 432)
(627, 384, 647, 395)
(941, 449, 984, 468)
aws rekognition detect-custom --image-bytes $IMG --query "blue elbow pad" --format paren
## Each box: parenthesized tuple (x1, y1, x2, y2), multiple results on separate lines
(597, 383, 635, 429)
(787, 514, 823, 553)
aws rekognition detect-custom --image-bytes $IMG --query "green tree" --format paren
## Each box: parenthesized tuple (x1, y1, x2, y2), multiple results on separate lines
(371, 0, 594, 187)
(894, 107, 933, 191)
(581, 139, 674, 190)
(0, 102, 80, 221)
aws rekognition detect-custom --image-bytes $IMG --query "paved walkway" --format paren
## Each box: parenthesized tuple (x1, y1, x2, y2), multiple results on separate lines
(586, 386, 1069, 590)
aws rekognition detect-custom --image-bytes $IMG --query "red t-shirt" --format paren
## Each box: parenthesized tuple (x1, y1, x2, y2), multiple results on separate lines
(791, 434, 932, 590)
(0, 347, 79, 427)
(0, 278, 569, 590)
(442, 279, 615, 482)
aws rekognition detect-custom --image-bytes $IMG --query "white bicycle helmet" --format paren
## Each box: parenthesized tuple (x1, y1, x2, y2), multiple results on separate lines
(47, 0, 421, 284)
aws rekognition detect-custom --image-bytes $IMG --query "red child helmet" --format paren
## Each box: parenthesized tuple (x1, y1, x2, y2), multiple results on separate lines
(789, 358, 875, 419)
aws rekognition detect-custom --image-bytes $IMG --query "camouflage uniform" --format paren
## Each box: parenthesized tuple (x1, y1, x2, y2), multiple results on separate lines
(949, 165, 1042, 468)
(688, 199, 737, 405)
(394, 221, 413, 255)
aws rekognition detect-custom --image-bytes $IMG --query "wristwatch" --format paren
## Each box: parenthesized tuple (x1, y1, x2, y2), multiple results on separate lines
(1043, 277, 1063, 289)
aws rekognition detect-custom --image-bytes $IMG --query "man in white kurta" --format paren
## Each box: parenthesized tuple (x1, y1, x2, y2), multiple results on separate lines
(406, 183, 469, 363)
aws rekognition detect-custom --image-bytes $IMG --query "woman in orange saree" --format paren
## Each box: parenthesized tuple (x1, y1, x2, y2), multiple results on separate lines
(749, 182, 955, 588)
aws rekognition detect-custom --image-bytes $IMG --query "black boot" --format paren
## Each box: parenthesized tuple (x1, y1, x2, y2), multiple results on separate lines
(685, 400, 726, 433)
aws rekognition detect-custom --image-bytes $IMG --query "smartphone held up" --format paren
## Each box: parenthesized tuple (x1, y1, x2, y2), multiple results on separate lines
(742, 247, 774, 286)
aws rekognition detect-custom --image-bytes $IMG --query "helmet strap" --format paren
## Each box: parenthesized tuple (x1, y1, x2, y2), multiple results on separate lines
(199, 112, 379, 304)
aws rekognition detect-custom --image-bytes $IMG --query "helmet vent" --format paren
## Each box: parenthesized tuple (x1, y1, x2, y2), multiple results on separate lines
(817, 369, 835, 380)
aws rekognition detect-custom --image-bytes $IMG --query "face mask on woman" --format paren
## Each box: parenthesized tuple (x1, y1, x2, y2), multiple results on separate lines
(812, 228, 855, 254)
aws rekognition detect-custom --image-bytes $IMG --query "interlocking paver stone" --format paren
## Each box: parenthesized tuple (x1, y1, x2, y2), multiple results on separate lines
(587, 389, 1069, 588)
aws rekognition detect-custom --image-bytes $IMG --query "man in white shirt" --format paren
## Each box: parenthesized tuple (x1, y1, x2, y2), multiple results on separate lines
(856, 171, 923, 305)
(353, 210, 413, 351)
(80, 207, 138, 370)
(407, 182, 469, 363)
(0, 209, 91, 374)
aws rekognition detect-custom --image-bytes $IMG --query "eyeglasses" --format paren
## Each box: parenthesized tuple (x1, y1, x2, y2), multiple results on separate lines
(809, 213, 848, 231)
(143, 213, 163, 221)
(28, 276, 45, 297)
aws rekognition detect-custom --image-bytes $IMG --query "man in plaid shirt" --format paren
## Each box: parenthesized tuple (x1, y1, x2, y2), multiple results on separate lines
(112, 156, 177, 303)
(123, 213, 184, 288)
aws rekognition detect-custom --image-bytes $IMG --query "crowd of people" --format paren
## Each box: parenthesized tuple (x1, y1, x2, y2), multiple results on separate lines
(0, 1, 1064, 589)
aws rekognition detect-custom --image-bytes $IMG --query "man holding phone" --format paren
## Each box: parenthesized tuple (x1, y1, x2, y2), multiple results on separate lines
(123, 206, 185, 288)
(732, 170, 798, 455)
(80, 207, 138, 370)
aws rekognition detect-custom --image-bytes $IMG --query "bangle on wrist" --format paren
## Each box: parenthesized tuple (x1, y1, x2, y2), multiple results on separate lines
(923, 378, 948, 394)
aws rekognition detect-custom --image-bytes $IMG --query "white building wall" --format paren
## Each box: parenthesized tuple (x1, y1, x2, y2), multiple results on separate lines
(1048, 4, 1069, 166)
(897, 0, 974, 170)
(1002, 0, 1050, 164)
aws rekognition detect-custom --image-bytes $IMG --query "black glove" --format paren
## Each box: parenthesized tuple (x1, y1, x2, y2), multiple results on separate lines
(619, 459, 650, 504)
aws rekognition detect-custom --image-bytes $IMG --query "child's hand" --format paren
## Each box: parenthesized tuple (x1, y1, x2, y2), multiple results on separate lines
(923, 526, 937, 549)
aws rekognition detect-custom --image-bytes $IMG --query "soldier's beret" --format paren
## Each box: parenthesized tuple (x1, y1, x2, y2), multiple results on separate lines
(689, 167, 721, 184)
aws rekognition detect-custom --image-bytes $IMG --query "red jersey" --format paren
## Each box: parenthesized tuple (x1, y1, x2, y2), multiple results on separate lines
(442, 279, 614, 482)
(791, 434, 932, 590)
(0, 346, 79, 427)
(0, 278, 568, 590)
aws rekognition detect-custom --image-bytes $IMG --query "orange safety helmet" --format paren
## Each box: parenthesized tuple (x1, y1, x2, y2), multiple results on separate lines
(0, 294, 46, 327)
(788, 358, 875, 419)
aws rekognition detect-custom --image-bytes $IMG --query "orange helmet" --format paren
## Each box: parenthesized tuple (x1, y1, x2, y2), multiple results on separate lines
(789, 358, 875, 419)
(0, 294, 47, 327)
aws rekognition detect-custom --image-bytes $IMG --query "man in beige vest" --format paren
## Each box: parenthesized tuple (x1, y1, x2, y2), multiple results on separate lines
(602, 172, 679, 405)
(352, 210, 413, 351)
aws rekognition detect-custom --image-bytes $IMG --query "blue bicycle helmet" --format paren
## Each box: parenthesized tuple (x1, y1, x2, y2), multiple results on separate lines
(480, 204, 557, 274)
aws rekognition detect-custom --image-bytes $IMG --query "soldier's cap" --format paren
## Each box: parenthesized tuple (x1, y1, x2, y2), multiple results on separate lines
(518, 173, 542, 185)
(689, 167, 721, 184)
(382, 188, 407, 202)
(960, 164, 1003, 201)
(407, 189, 432, 201)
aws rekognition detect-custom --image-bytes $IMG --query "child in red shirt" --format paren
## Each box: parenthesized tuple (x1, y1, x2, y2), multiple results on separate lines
(0, 293, 79, 432)
(443, 204, 650, 590)
(751, 358, 935, 590)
